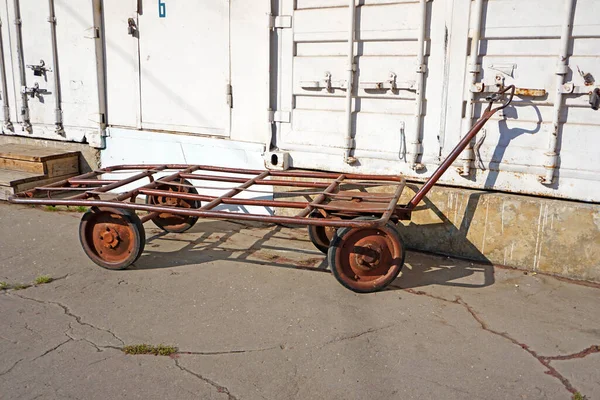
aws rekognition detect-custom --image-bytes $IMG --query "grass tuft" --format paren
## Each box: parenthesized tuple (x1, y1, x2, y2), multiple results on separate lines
(44, 205, 58, 212)
(573, 393, 586, 400)
(122, 344, 178, 356)
(0, 281, 8, 290)
(34, 275, 53, 285)
(12, 283, 31, 290)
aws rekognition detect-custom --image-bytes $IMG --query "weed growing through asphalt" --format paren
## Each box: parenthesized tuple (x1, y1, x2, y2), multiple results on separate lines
(122, 344, 178, 356)
(573, 393, 587, 400)
(12, 283, 31, 290)
(34, 275, 53, 285)
(42, 205, 88, 212)
(0, 281, 8, 290)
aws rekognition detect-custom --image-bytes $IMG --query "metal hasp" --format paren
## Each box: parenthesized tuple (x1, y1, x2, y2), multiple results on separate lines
(408, 85, 516, 209)
(8, 87, 515, 293)
(47, 0, 64, 135)
(12, 0, 32, 133)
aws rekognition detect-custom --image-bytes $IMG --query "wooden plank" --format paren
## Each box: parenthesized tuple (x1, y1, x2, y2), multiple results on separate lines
(0, 169, 46, 186)
(0, 144, 80, 162)
(0, 157, 45, 174)
(45, 156, 79, 177)
(13, 173, 79, 193)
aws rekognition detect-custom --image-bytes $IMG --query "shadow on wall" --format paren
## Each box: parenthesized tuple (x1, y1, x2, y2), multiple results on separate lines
(396, 183, 495, 290)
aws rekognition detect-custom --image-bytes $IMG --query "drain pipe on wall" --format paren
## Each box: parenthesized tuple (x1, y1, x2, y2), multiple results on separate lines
(343, 0, 357, 165)
(541, 0, 575, 185)
(48, 0, 64, 135)
(458, 0, 484, 177)
(409, 0, 428, 171)
(13, 0, 31, 133)
(0, 18, 13, 131)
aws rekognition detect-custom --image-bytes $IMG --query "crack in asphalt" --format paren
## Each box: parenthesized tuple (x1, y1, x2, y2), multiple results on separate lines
(178, 346, 280, 356)
(403, 288, 588, 396)
(31, 337, 73, 361)
(174, 358, 239, 400)
(10, 293, 125, 346)
(542, 345, 600, 361)
(0, 358, 23, 377)
(320, 324, 396, 348)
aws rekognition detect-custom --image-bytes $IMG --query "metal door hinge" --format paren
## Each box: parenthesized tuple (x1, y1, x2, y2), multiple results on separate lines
(268, 110, 291, 123)
(226, 84, 233, 108)
(84, 26, 100, 39)
(269, 15, 292, 29)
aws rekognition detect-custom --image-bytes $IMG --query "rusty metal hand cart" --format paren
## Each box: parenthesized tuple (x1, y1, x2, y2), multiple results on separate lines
(9, 86, 516, 293)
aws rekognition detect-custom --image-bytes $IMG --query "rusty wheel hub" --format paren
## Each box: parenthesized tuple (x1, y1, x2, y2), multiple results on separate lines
(328, 217, 405, 293)
(99, 226, 121, 249)
(79, 207, 146, 270)
(146, 180, 200, 233)
(353, 241, 383, 271)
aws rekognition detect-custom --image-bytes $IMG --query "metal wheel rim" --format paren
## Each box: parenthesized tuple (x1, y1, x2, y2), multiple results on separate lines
(80, 207, 143, 270)
(147, 180, 199, 232)
(333, 225, 403, 291)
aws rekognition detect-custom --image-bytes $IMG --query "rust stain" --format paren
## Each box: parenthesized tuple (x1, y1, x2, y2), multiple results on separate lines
(515, 88, 547, 97)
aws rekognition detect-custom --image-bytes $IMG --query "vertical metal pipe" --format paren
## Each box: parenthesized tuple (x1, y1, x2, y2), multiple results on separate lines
(48, 0, 64, 135)
(12, 0, 31, 132)
(342, 0, 357, 165)
(541, 0, 575, 185)
(409, 0, 427, 171)
(0, 17, 13, 131)
(459, 0, 484, 176)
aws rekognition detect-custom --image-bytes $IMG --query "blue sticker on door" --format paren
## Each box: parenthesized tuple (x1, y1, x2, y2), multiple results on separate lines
(158, 0, 166, 18)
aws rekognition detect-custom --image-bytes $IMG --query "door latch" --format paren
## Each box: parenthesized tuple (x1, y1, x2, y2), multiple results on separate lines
(21, 83, 48, 98)
(127, 18, 137, 36)
(590, 88, 600, 110)
(26, 60, 51, 77)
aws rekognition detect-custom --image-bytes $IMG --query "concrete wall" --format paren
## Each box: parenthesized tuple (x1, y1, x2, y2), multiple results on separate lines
(275, 182, 600, 283)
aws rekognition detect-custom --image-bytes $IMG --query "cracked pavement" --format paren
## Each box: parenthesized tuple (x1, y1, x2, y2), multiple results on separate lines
(1, 203, 599, 399)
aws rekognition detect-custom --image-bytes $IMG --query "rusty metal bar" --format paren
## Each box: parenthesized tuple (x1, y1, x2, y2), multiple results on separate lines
(71, 166, 168, 200)
(179, 173, 331, 189)
(68, 179, 119, 185)
(199, 171, 270, 211)
(113, 165, 199, 202)
(139, 188, 390, 213)
(9, 196, 385, 228)
(296, 174, 346, 218)
(408, 86, 515, 209)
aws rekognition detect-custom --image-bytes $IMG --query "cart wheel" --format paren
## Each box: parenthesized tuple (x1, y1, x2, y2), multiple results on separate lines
(146, 179, 200, 233)
(79, 207, 146, 270)
(307, 211, 336, 254)
(327, 216, 405, 293)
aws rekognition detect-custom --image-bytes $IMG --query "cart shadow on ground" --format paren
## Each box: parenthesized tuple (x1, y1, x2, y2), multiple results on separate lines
(133, 190, 497, 292)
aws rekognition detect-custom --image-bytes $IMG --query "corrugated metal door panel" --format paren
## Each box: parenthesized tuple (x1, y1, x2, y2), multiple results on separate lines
(11, 0, 56, 125)
(138, 1, 230, 136)
(0, 1, 18, 125)
(279, 0, 441, 164)
(54, 0, 100, 128)
(441, 0, 600, 202)
(104, 0, 140, 128)
(3, 0, 100, 137)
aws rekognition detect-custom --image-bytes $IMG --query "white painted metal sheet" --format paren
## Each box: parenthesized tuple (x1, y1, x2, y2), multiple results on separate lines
(276, 0, 600, 202)
(137, 1, 231, 136)
(1, 0, 102, 144)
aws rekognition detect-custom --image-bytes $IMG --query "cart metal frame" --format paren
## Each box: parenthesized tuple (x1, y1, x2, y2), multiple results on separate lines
(8, 86, 515, 293)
